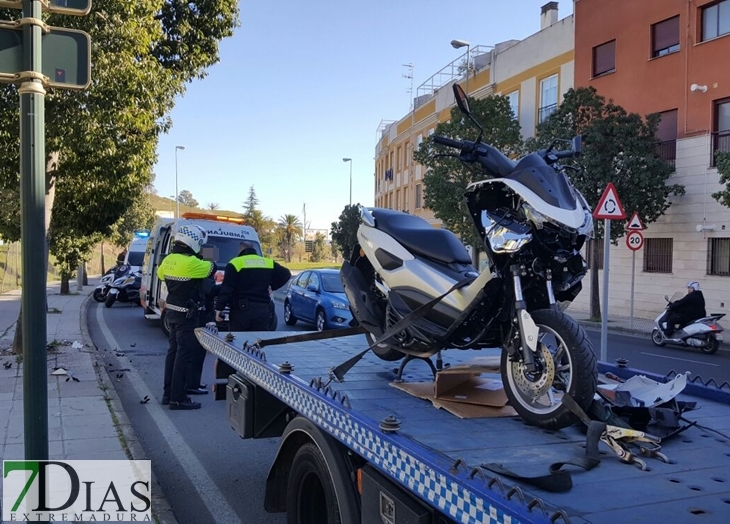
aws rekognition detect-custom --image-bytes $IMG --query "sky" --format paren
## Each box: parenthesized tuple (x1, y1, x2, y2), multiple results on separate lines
(152, 0, 575, 232)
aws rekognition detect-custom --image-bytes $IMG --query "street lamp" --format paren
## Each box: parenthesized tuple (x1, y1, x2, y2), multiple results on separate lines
(174, 145, 185, 218)
(451, 39, 471, 96)
(343, 158, 352, 207)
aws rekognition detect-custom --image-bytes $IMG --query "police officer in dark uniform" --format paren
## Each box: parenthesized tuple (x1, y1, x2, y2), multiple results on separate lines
(158, 224, 216, 410)
(215, 241, 291, 331)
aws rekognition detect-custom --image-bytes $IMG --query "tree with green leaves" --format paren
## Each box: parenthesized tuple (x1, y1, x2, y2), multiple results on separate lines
(243, 185, 260, 216)
(107, 192, 157, 248)
(414, 95, 523, 251)
(0, 0, 239, 352)
(278, 214, 302, 262)
(331, 204, 362, 260)
(712, 152, 730, 207)
(310, 232, 328, 262)
(177, 190, 199, 208)
(528, 87, 684, 320)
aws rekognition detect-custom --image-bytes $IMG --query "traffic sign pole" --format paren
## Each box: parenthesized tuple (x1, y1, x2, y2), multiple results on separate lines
(601, 219, 610, 362)
(630, 250, 636, 330)
(20, 0, 48, 465)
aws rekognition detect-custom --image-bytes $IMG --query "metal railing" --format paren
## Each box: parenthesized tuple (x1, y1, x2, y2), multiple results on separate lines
(657, 140, 676, 169)
(414, 45, 495, 108)
(712, 130, 730, 166)
(707, 238, 730, 276)
(643, 238, 673, 273)
(538, 103, 558, 124)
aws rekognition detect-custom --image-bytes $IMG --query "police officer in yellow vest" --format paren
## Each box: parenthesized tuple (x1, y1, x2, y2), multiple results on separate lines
(215, 241, 291, 331)
(157, 224, 216, 410)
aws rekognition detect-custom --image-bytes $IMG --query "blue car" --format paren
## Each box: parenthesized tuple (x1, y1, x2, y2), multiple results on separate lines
(284, 269, 353, 331)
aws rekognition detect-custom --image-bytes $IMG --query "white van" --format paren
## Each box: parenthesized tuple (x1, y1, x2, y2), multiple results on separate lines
(123, 232, 151, 273)
(140, 213, 263, 335)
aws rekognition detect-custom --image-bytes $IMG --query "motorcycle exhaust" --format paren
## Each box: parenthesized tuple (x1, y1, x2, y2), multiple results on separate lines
(340, 262, 385, 337)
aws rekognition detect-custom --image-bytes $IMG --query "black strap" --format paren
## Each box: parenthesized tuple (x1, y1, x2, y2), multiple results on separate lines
(327, 275, 475, 382)
(481, 421, 605, 493)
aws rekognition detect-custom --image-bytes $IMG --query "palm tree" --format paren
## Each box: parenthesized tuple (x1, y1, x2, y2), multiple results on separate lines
(278, 214, 302, 262)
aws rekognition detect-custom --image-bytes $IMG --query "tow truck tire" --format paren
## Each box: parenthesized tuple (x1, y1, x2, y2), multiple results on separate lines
(286, 442, 341, 524)
(160, 309, 171, 338)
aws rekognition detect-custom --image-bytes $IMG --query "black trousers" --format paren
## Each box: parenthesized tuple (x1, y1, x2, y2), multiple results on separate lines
(663, 312, 693, 335)
(229, 299, 275, 331)
(163, 311, 205, 402)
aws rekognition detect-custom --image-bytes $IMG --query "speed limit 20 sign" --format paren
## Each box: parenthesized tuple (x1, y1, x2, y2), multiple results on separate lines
(626, 230, 644, 251)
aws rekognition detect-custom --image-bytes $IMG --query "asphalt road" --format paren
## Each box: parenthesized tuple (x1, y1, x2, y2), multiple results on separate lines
(86, 301, 305, 524)
(85, 301, 730, 524)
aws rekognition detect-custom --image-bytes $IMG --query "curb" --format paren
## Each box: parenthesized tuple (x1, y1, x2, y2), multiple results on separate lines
(79, 293, 180, 524)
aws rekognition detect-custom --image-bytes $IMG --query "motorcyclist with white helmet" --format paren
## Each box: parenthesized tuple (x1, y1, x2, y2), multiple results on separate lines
(157, 224, 216, 410)
(662, 281, 706, 337)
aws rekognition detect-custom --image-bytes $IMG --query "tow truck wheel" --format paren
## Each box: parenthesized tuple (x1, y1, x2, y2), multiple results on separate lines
(286, 442, 341, 524)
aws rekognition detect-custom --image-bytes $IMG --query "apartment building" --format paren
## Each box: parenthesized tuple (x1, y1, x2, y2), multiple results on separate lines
(569, 0, 730, 318)
(374, 2, 574, 227)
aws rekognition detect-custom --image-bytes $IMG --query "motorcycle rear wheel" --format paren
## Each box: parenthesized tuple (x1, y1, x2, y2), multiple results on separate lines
(366, 332, 404, 362)
(701, 335, 719, 355)
(501, 309, 597, 430)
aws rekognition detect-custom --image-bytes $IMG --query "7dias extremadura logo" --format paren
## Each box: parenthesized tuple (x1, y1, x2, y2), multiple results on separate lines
(3, 460, 152, 522)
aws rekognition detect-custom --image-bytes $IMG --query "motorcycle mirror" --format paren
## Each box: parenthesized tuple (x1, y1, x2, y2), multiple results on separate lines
(453, 83, 470, 115)
(664, 295, 670, 301)
(452, 82, 483, 143)
(572, 135, 583, 156)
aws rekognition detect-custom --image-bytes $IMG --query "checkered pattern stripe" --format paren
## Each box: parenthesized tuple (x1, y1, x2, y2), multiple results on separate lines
(177, 225, 206, 247)
(196, 330, 526, 524)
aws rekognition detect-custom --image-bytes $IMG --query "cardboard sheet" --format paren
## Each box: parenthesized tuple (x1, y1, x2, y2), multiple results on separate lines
(390, 356, 518, 419)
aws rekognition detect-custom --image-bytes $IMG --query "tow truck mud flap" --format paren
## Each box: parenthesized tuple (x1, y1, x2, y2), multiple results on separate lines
(361, 464, 432, 524)
(226, 374, 289, 439)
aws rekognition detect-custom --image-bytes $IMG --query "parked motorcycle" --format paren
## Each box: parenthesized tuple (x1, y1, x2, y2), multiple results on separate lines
(651, 292, 724, 354)
(340, 83, 597, 430)
(93, 266, 121, 303)
(105, 265, 142, 308)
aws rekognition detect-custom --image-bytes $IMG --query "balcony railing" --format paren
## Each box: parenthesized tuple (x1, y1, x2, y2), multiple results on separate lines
(538, 103, 558, 124)
(713, 131, 730, 167)
(657, 139, 676, 169)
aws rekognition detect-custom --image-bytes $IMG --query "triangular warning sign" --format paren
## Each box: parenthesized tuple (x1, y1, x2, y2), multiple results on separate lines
(626, 211, 645, 230)
(593, 182, 626, 220)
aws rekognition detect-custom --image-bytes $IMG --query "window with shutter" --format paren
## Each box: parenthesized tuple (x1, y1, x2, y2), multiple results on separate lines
(592, 40, 616, 77)
(652, 16, 680, 57)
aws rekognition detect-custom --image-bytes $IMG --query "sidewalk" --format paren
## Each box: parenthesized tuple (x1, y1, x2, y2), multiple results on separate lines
(0, 278, 176, 524)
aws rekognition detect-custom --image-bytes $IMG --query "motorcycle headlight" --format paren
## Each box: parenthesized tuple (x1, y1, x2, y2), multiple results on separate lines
(578, 210, 594, 238)
(522, 203, 549, 230)
(332, 301, 349, 310)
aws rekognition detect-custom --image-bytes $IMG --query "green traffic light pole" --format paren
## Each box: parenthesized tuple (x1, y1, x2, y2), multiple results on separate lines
(20, 0, 48, 463)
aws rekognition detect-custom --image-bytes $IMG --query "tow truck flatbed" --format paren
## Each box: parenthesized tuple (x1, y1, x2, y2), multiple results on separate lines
(196, 328, 730, 524)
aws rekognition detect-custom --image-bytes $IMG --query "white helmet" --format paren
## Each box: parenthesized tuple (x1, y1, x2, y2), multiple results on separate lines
(687, 281, 700, 291)
(174, 224, 207, 254)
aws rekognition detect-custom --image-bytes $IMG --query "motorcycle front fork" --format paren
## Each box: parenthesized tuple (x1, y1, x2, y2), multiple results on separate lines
(511, 264, 554, 372)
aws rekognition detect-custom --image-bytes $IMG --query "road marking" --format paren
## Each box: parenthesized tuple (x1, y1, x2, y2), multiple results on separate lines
(95, 304, 242, 523)
(640, 352, 720, 367)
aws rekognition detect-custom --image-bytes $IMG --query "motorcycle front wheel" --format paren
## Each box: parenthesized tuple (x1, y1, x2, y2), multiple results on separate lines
(365, 332, 404, 362)
(93, 288, 108, 303)
(105, 293, 117, 308)
(501, 309, 597, 430)
(651, 328, 666, 347)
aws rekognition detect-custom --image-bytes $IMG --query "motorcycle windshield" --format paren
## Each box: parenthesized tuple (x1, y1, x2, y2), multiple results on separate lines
(507, 155, 577, 210)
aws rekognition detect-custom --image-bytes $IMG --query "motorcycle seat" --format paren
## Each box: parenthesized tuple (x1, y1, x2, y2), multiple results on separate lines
(370, 208, 472, 265)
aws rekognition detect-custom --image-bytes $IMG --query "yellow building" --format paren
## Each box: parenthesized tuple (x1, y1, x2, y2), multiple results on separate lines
(374, 2, 574, 227)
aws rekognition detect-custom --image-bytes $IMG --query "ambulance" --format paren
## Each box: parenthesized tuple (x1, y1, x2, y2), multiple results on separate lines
(140, 213, 262, 335)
